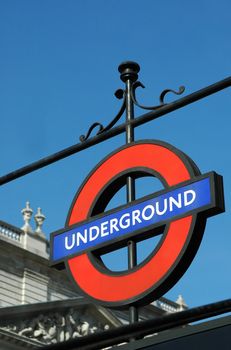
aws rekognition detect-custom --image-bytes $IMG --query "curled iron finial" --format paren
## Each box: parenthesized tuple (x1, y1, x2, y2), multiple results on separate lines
(79, 123, 104, 142)
(131, 82, 163, 110)
(159, 86, 185, 104)
(79, 89, 126, 142)
(131, 82, 185, 111)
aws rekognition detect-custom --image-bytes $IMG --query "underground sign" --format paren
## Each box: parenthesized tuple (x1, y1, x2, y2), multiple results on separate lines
(50, 140, 224, 307)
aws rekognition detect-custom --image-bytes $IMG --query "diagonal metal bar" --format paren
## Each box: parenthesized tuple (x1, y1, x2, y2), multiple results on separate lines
(0, 76, 231, 186)
(41, 298, 231, 350)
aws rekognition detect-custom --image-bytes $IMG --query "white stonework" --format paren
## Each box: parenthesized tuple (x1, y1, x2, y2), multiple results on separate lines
(0, 218, 78, 308)
(0, 299, 120, 347)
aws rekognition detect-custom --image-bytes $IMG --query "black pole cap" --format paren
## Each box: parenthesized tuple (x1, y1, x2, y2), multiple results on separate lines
(118, 61, 140, 82)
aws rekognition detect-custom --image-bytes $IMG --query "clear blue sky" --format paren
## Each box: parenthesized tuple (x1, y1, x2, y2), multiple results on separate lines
(0, 0, 230, 308)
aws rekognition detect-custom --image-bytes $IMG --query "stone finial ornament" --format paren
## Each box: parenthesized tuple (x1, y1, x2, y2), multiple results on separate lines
(35, 207, 46, 236)
(21, 202, 33, 234)
(176, 294, 187, 310)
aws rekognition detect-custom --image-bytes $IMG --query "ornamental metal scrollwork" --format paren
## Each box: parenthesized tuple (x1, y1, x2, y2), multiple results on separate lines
(79, 89, 126, 142)
(131, 81, 185, 109)
(159, 85, 185, 104)
(79, 78, 185, 142)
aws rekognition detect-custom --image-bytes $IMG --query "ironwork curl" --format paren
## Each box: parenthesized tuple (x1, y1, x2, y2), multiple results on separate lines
(131, 81, 185, 111)
(79, 89, 126, 142)
(159, 86, 185, 104)
(79, 79, 185, 142)
(79, 123, 104, 142)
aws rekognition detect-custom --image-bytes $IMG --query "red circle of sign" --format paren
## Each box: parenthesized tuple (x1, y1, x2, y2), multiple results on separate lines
(67, 142, 199, 306)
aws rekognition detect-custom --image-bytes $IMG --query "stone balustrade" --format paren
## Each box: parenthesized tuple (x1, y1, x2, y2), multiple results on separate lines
(0, 221, 21, 242)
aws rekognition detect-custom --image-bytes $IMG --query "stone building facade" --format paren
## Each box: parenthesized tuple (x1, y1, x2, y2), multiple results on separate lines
(0, 203, 78, 308)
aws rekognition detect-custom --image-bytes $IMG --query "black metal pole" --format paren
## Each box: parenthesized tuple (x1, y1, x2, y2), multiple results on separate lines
(118, 61, 140, 324)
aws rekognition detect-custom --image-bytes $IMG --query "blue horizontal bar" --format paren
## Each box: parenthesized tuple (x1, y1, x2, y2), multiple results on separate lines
(52, 176, 211, 262)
